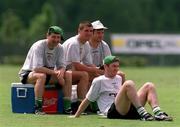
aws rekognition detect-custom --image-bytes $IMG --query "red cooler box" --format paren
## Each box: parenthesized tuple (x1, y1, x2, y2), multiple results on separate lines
(42, 85, 63, 114)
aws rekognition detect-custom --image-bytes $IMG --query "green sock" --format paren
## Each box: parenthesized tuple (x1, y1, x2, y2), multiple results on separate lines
(63, 98, 71, 110)
(90, 101, 99, 112)
(35, 97, 43, 109)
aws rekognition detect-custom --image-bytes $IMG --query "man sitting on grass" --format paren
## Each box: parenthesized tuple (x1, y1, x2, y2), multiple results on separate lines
(70, 55, 173, 121)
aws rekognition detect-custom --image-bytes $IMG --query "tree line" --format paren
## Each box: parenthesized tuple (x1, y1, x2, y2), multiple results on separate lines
(0, 0, 180, 45)
(1, 0, 180, 65)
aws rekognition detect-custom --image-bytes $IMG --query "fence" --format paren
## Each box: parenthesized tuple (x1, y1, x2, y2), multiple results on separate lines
(1, 33, 180, 66)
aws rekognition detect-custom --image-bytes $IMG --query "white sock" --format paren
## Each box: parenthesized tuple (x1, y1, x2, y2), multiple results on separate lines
(137, 106, 148, 116)
(153, 106, 161, 115)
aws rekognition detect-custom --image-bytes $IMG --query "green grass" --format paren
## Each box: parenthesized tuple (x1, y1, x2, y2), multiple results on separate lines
(0, 65, 180, 127)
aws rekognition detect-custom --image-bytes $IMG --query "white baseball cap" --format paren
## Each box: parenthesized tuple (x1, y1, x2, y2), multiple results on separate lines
(91, 20, 108, 30)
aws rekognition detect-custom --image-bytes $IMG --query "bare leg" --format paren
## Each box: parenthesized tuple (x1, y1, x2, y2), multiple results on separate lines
(137, 82, 159, 108)
(137, 82, 173, 121)
(63, 71, 72, 98)
(27, 72, 46, 98)
(27, 72, 46, 114)
(72, 71, 89, 100)
(115, 80, 142, 115)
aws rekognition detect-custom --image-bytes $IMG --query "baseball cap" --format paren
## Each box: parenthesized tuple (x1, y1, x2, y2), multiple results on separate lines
(103, 55, 120, 65)
(91, 20, 108, 30)
(48, 26, 64, 40)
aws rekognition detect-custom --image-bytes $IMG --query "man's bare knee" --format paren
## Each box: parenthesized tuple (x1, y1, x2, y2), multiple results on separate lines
(81, 71, 88, 79)
(123, 80, 135, 86)
(144, 82, 155, 90)
(77, 71, 88, 84)
(122, 80, 136, 90)
(65, 70, 72, 78)
(37, 73, 46, 81)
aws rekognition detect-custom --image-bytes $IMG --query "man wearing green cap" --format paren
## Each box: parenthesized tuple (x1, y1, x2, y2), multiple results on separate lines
(19, 26, 72, 115)
(71, 55, 172, 121)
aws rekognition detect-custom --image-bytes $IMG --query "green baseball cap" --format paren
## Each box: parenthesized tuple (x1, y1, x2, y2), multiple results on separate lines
(103, 55, 120, 65)
(48, 26, 64, 40)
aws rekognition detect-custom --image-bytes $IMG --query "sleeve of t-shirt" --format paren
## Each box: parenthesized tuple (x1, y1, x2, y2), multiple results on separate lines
(66, 44, 81, 63)
(83, 44, 93, 65)
(31, 45, 44, 68)
(86, 79, 101, 102)
(56, 46, 66, 68)
(103, 42, 111, 57)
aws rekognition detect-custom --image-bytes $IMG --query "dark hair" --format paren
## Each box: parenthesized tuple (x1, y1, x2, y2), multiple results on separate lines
(93, 28, 104, 33)
(78, 21, 92, 30)
(112, 57, 120, 63)
(47, 28, 54, 35)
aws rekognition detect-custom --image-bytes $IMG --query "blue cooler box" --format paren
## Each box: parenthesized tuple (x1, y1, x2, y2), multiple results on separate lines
(11, 83, 35, 113)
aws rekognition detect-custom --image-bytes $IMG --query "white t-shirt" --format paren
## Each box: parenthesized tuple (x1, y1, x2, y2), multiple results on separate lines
(86, 75, 122, 115)
(88, 40, 111, 66)
(62, 35, 93, 69)
(20, 39, 65, 72)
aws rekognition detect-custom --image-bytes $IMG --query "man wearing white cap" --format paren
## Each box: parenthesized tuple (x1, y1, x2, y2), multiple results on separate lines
(89, 20, 110, 67)
(89, 20, 125, 83)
